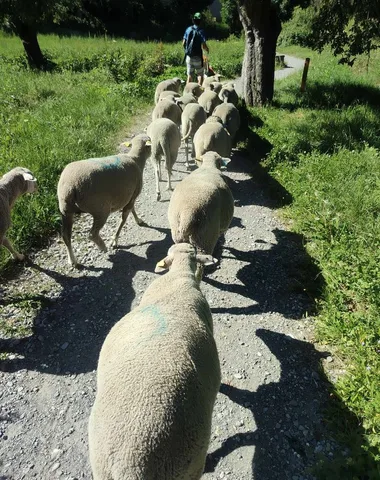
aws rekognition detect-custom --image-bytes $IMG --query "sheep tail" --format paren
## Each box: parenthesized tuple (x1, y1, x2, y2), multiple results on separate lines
(181, 120, 193, 142)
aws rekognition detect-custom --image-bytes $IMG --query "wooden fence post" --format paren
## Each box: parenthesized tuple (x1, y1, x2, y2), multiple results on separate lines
(300, 58, 310, 92)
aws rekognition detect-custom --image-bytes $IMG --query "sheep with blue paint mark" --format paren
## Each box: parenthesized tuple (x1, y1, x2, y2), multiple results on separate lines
(88, 242, 221, 480)
(57, 134, 151, 267)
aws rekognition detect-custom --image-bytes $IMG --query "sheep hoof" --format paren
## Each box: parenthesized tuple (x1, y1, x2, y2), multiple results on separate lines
(156, 193, 161, 201)
(137, 220, 147, 227)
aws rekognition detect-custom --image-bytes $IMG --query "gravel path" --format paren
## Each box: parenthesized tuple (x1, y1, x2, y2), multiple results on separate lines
(0, 64, 338, 480)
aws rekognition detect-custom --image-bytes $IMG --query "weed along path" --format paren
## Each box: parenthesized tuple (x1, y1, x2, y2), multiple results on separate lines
(0, 84, 338, 478)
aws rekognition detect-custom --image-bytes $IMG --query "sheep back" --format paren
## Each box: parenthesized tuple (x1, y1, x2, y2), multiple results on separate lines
(152, 99, 182, 127)
(168, 168, 234, 253)
(57, 155, 141, 216)
(193, 122, 231, 160)
(197, 90, 221, 116)
(89, 271, 220, 479)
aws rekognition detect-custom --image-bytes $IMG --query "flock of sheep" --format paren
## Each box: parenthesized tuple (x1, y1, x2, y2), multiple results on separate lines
(0, 73, 242, 479)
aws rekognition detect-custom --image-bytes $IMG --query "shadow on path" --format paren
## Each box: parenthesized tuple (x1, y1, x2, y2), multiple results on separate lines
(206, 329, 331, 479)
(0, 227, 171, 375)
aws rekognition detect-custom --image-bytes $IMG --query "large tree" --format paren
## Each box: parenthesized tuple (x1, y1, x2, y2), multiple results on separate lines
(236, 0, 282, 107)
(307, 0, 380, 65)
(0, 0, 95, 69)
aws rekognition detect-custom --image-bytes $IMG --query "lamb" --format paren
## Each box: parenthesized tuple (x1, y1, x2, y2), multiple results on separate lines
(152, 98, 182, 127)
(57, 134, 151, 267)
(181, 103, 207, 169)
(213, 102, 241, 143)
(197, 90, 221, 117)
(219, 84, 239, 106)
(88, 242, 221, 480)
(146, 118, 181, 201)
(183, 82, 204, 98)
(193, 115, 232, 160)
(154, 77, 183, 104)
(167, 151, 234, 277)
(202, 74, 223, 88)
(0, 167, 37, 261)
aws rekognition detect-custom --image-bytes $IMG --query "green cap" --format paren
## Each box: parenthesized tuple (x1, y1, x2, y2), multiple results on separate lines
(193, 12, 201, 19)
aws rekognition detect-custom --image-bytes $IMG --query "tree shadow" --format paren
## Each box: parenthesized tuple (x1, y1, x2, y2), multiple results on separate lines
(0, 227, 172, 375)
(206, 227, 323, 319)
(206, 329, 378, 480)
(275, 81, 380, 112)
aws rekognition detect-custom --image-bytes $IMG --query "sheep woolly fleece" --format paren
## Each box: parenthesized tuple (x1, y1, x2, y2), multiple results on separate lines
(88, 242, 221, 480)
(168, 151, 234, 255)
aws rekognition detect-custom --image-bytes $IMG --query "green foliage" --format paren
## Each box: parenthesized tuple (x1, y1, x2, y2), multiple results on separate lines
(278, 5, 315, 47)
(246, 46, 380, 476)
(220, 0, 242, 35)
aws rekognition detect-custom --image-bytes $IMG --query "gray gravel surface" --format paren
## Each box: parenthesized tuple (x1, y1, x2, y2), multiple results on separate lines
(1, 91, 338, 479)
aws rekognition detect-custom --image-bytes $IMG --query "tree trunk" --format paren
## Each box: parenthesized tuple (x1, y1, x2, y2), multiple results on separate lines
(237, 0, 282, 107)
(10, 18, 46, 70)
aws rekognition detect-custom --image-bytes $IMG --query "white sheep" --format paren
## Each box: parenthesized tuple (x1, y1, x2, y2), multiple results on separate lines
(206, 81, 223, 94)
(88, 242, 221, 480)
(181, 103, 207, 169)
(154, 77, 183, 104)
(57, 134, 151, 267)
(152, 98, 182, 127)
(198, 90, 221, 117)
(175, 93, 198, 111)
(219, 84, 239, 106)
(146, 118, 181, 201)
(202, 74, 223, 88)
(213, 102, 241, 143)
(193, 115, 232, 160)
(158, 90, 181, 101)
(0, 167, 37, 261)
(167, 151, 234, 278)
(183, 82, 204, 98)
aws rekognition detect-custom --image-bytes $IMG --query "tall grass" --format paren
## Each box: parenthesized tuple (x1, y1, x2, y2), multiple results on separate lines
(246, 47, 380, 476)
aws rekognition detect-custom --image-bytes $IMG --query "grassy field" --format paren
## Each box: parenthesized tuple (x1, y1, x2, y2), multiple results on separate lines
(0, 32, 244, 270)
(246, 46, 380, 477)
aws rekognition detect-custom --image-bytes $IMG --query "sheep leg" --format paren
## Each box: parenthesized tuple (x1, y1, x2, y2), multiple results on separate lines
(185, 138, 189, 170)
(61, 213, 78, 267)
(154, 161, 161, 201)
(2, 237, 24, 261)
(111, 207, 131, 249)
(131, 207, 146, 227)
(89, 214, 108, 252)
(166, 167, 173, 191)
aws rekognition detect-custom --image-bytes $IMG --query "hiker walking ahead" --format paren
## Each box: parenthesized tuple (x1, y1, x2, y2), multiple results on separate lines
(183, 12, 209, 85)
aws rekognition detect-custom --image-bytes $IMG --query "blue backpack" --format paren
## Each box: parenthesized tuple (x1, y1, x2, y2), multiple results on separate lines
(185, 26, 203, 58)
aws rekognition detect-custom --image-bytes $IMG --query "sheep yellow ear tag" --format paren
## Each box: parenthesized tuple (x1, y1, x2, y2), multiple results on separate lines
(156, 259, 166, 268)
(122, 141, 131, 147)
(146, 141, 152, 146)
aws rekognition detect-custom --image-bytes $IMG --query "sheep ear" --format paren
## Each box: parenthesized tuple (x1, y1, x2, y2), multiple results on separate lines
(22, 172, 34, 181)
(146, 140, 152, 146)
(155, 257, 171, 273)
(197, 254, 218, 266)
(221, 157, 231, 166)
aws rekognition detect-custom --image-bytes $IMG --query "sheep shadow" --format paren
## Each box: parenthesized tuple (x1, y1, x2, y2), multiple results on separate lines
(205, 329, 376, 479)
(206, 227, 323, 319)
(0, 227, 172, 375)
(227, 151, 293, 209)
(205, 329, 332, 479)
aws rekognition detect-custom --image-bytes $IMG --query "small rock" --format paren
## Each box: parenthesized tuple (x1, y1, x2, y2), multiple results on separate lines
(61, 342, 69, 350)
(326, 356, 333, 363)
(51, 462, 60, 472)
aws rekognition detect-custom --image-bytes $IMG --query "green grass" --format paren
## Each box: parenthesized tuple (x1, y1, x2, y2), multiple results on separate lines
(0, 31, 244, 271)
(246, 47, 380, 477)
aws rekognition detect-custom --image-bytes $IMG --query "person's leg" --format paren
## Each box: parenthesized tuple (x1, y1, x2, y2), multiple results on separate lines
(196, 60, 205, 85)
(186, 56, 194, 84)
